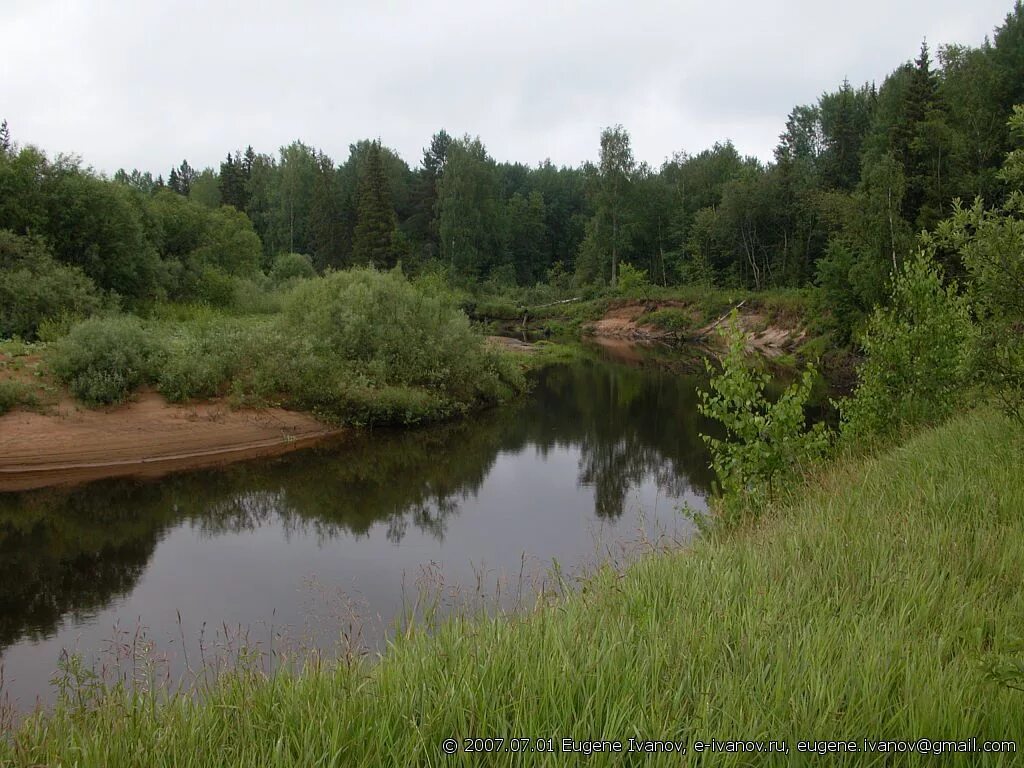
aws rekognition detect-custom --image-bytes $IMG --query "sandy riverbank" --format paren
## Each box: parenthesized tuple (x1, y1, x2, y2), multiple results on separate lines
(0, 391, 340, 492)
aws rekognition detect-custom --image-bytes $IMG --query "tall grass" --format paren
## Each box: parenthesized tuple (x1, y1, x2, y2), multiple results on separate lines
(5, 410, 1022, 766)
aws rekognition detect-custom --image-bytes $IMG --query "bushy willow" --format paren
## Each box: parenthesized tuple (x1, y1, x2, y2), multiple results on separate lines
(698, 314, 832, 522)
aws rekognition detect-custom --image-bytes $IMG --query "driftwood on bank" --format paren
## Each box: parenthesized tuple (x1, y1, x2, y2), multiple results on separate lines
(528, 297, 582, 310)
(521, 297, 582, 329)
(696, 299, 747, 339)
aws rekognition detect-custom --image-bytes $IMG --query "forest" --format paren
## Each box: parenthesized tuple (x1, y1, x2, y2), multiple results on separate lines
(1, 3, 1022, 351)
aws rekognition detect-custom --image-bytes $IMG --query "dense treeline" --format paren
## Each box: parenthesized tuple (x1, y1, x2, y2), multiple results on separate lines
(1, 3, 1023, 345)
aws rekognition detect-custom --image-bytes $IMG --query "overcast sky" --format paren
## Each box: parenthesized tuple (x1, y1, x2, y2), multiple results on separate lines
(1, 0, 1013, 175)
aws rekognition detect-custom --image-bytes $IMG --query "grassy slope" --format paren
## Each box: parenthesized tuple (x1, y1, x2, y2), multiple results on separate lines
(5, 411, 1023, 766)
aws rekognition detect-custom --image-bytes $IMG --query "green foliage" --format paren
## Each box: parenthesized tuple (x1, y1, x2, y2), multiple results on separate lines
(41, 163, 165, 302)
(272, 268, 524, 423)
(191, 265, 238, 308)
(230, 277, 283, 315)
(438, 137, 507, 281)
(814, 239, 888, 343)
(0, 379, 38, 415)
(614, 262, 651, 298)
(698, 315, 832, 519)
(5, 411, 1023, 767)
(0, 230, 102, 340)
(840, 250, 972, 444)
(269, 252, 315, 285)
(190, 205, 262, 277)
(352, 141, 397, 268)
(927, 105, 1024, 422)
(41, 269, 524, 422)
(156, 317, 268, 402)
(51, 317, 164, 405)
(188, 169, 221, 209)
(42, 269, 518, 422)
(638, 306, 694, 333)
(470, 296, 523, 322)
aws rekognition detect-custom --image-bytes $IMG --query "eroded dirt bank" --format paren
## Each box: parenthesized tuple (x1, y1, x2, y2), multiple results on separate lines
(585, 300, 807, 358)
(0, 392, 340, 492)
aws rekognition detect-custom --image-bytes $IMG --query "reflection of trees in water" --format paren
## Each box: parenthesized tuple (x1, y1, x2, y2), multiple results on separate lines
(520, 359, 716, 518)
(0, 354, 715, 649)
(0, 487, 175, 648)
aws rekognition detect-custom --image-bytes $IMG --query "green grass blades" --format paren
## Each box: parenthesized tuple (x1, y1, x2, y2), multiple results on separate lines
(4, 409, 1022, 766)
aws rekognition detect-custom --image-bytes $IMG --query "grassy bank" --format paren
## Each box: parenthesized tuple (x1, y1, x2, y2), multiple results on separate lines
(4, 410, 1021, 766)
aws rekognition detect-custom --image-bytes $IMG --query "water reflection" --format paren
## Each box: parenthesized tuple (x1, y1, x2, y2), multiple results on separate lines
(0, 350, 717, 705)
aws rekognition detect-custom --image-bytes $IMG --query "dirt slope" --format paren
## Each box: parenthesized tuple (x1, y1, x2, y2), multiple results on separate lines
(586, 300, 806, 357)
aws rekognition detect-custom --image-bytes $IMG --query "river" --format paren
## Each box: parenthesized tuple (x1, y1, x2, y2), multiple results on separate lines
(0, 342, 717, 712)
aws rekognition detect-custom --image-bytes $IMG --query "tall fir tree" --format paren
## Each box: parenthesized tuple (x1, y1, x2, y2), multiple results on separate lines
(219, 152, 249, 210)
(993, 0, 1024, 146)
(822, 79, 872, 190)
(168, 168, 181, 194)
(242, 146, 256, 177)
(352, 141, 397, 268)
(168, 160, 197, 196)
(0, 119, 10, 154)
(309, 153, 346, 271)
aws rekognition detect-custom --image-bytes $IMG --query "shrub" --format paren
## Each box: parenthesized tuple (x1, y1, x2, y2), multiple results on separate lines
(699, 314, 832, 521)
(616, 262, 652, 298)
(190, 206, 262, 277)
(640, 307, 694, 333)
(814, 239, 888, 344)
(51, 317, 164, 405)
(471, 297, 523, 321)
(231, 277, 282, 315)
(0, 230, 103, 340)
(269, 252, 315, 285)
(157, 317, 269, 402)
(934, 198, 1024, 421)
(274, 268, 525, 423)
(840, 250, 972, 445)
(0, 380, 38, 415)
(193, 265, 237, 308)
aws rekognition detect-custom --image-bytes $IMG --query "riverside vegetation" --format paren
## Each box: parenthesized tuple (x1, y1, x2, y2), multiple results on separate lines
(44, 268, 525, 425)
(3, 7, 1024, 766)
(3, 119, 1024, 764)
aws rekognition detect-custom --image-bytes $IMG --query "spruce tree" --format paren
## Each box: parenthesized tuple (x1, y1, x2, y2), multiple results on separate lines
(309, 153, 346, 271)
(219, 151, 248, 210)
(177, 160, 197, 196)
(823, 80, 864, 190)
(890, 41, 946, 228)
(167, 160, 197, 196)
(993, 0, 1024, 143)
(0, 119, 10, 154)
(352, 141, 397, 268)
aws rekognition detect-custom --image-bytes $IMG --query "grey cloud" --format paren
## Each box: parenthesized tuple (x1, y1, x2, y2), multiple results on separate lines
(1, 0, 1013, 174)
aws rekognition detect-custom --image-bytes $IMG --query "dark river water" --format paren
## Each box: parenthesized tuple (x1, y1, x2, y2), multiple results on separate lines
(0, 343, 718, 712)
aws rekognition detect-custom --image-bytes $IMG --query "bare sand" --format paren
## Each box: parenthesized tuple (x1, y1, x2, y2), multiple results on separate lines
(0, 391, 340, 492)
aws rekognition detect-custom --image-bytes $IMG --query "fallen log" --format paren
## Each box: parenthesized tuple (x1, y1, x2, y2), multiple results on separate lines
(697, 299, 747, 339)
